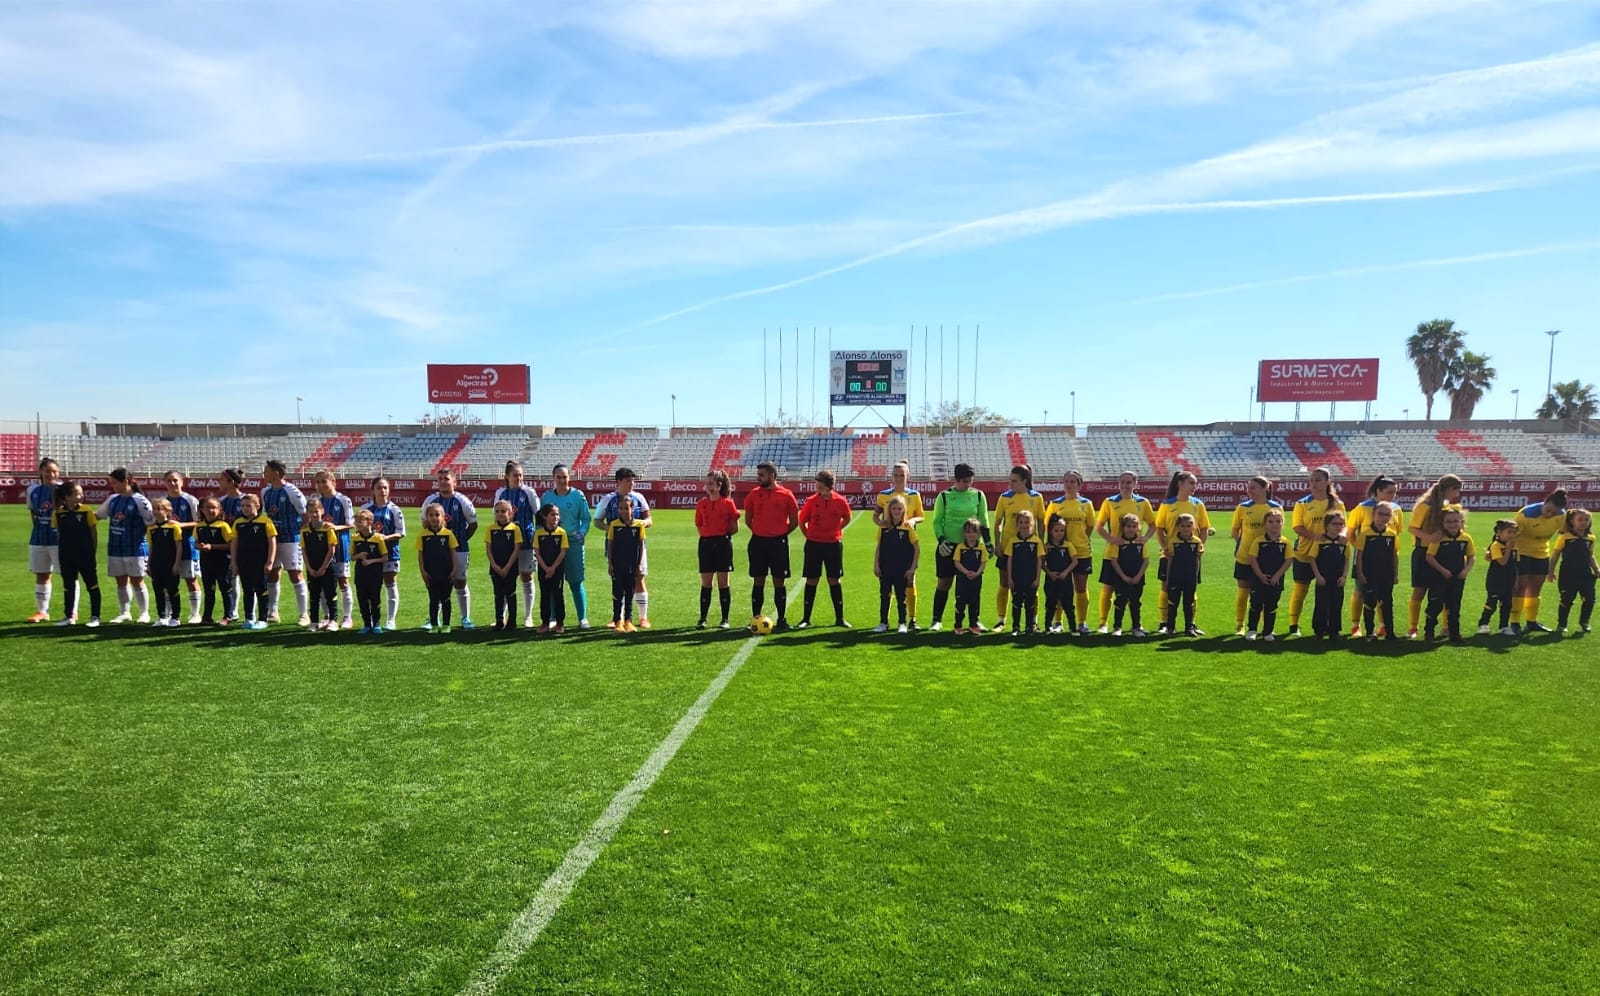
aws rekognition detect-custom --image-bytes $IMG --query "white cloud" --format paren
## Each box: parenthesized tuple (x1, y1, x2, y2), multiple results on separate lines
(1119, 241, 1600, 305)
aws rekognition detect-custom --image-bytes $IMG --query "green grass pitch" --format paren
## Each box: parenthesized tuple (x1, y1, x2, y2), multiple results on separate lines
(3, 504, 1598, 993)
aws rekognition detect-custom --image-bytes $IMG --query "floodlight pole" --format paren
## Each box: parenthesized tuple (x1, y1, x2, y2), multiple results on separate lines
(1545, 329, 1561, 403)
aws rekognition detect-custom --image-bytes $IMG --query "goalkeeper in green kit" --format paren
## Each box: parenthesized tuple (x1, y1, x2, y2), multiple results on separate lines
(929, 463, 993, 631)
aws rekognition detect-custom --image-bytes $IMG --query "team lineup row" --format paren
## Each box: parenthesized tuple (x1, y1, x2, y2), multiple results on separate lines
(19, 457, 1600, 640)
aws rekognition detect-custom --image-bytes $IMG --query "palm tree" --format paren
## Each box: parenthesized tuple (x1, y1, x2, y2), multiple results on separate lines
(1445, 351, 1496, 420)
(1406, 319, 1465, 421)
(1535, 380, 1600, 421)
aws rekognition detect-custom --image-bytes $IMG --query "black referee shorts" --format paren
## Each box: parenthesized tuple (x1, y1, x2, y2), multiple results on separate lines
(698, 535, 734, 574)
(748, 535, 791, 580)
(802, 540, 843, 580)
(1292, 560, 1316, 584)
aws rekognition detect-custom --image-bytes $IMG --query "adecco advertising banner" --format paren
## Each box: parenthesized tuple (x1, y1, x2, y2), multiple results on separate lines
(10, 477, 1594, 512)
(1257, 358, 1379, 403)
(426, 364, 530, 405)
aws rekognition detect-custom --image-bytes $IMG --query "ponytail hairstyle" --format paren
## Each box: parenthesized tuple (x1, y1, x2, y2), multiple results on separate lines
(1249, 475, 1274, 502)
(1062, 469, 1085, 493)
(38, 457, 60, 481)
(1545, 487, 1569, 513)
(54, 479, 79, 504)
(537, 502, 560, 528)
(1010, 464, 1033, 491)
(1419, 473, 1464, 534)
(1563, 507, 1591, 538)
(1165, 470, 1197, 502)
(109, 467, 141, 494)
(1311, 467, 1341, 508)
(504, 459, 523, 481)
(223, 467, 244, 487)
(1366, 475, 1396, 500)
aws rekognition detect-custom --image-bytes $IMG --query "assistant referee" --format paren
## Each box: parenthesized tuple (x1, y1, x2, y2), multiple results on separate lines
(744, 461, 801, 630)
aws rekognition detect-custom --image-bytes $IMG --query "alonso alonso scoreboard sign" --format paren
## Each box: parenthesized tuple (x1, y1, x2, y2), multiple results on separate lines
(830, 350, 908, 407)
(1257, 358, 1379, 403)
(426, 364, 531, 405)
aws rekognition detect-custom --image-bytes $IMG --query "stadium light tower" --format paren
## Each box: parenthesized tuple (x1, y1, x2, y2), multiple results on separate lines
(1070, 391, 1076, 429)
(1511, 388, 1520, 421)
(1545, 329, 1561, 402)
(296, 396, 303, 426)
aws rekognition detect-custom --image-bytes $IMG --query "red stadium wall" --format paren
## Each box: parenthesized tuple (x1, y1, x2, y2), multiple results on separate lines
(5, 475, 1596, 511)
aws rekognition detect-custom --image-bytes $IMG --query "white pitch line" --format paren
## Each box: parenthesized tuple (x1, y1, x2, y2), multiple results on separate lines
(459, 634, 764, 995)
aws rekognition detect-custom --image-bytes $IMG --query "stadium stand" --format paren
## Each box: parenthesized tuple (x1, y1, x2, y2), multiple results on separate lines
(9, 425, 1598, 482)
(44, 433, 161, 472)
(1017, 432, 1080, 478)
(337, 434, 402, 479)
(942, 434, 1016, 479)
(130, 437, 266, 475)
(1384, 429, 1509, 476)
(1547, 434, 1600, 476)
(296, 432, 365, 474)
(447, 433, 531, 477)
(1080, 431, 1156, 478)
(525, 432, 660, 479)
(260, 432, 339, 472)
(649, 435, 720, 479)
(0, 433, 40, 470)
(382, 433, 460, 477)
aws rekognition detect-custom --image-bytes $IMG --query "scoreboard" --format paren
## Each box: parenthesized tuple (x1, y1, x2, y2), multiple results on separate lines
(829, 350, 908, 407)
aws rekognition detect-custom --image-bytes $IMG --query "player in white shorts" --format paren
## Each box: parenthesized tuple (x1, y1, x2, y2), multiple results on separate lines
(423, 468, 479, 629)
(260, 459, 310, 624)
(313, 468, 357, 628)
(162, 470, 205, 623)
(26, 458, 63, 621)
(363, 477, 406, 629)
(101, 467, 156, 622)
(595, 467, 654, 628)
(494, 460, 542, 628)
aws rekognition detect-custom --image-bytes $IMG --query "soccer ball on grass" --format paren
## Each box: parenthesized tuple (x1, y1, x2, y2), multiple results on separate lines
(749, 615, 775, 635)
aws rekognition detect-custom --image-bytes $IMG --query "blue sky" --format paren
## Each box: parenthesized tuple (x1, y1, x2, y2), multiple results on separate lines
(2, 0, 1597, 429)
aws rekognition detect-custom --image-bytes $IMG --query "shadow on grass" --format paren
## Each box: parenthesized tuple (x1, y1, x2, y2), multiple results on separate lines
(2, 621, 1573, 657)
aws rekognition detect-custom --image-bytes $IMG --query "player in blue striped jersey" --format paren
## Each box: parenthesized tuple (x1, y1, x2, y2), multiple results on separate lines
(594, 468, 653, 628)
(218, 468, 247, 522)
(99, 467, 156, 623)
(26, 458, 62, 622)
(314, 469, 357, 628)
(495, 460, 542, 628)
(423, 468, 478, 629)
(260, 459, 310, 625)
(363, 476, 406, 630)
(162, 470, 204, 624)
(540, 464, 592, 629)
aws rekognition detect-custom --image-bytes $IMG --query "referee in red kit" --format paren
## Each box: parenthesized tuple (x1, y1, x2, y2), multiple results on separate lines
(743, 460, 801, 630)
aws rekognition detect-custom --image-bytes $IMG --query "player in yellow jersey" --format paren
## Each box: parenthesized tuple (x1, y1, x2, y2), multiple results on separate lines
(1345, 475, 1399, 635)
(1094, 471, 1156, 632)
(1512, 487, 1569, 633)
(1155, 470, 1214, 635)
(1044, 470, 1097, 634)
(1287, 468, 1345, 636)
(1405, 474, 1464, 638)
(1230, 476, 1282, 634)
(991, 464, 1046, 631)
(873, 461, 926, 628)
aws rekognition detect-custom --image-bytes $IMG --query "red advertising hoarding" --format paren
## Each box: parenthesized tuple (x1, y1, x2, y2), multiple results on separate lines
(426, 364, 530, 405)
(1257, 358, 1379, 403)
